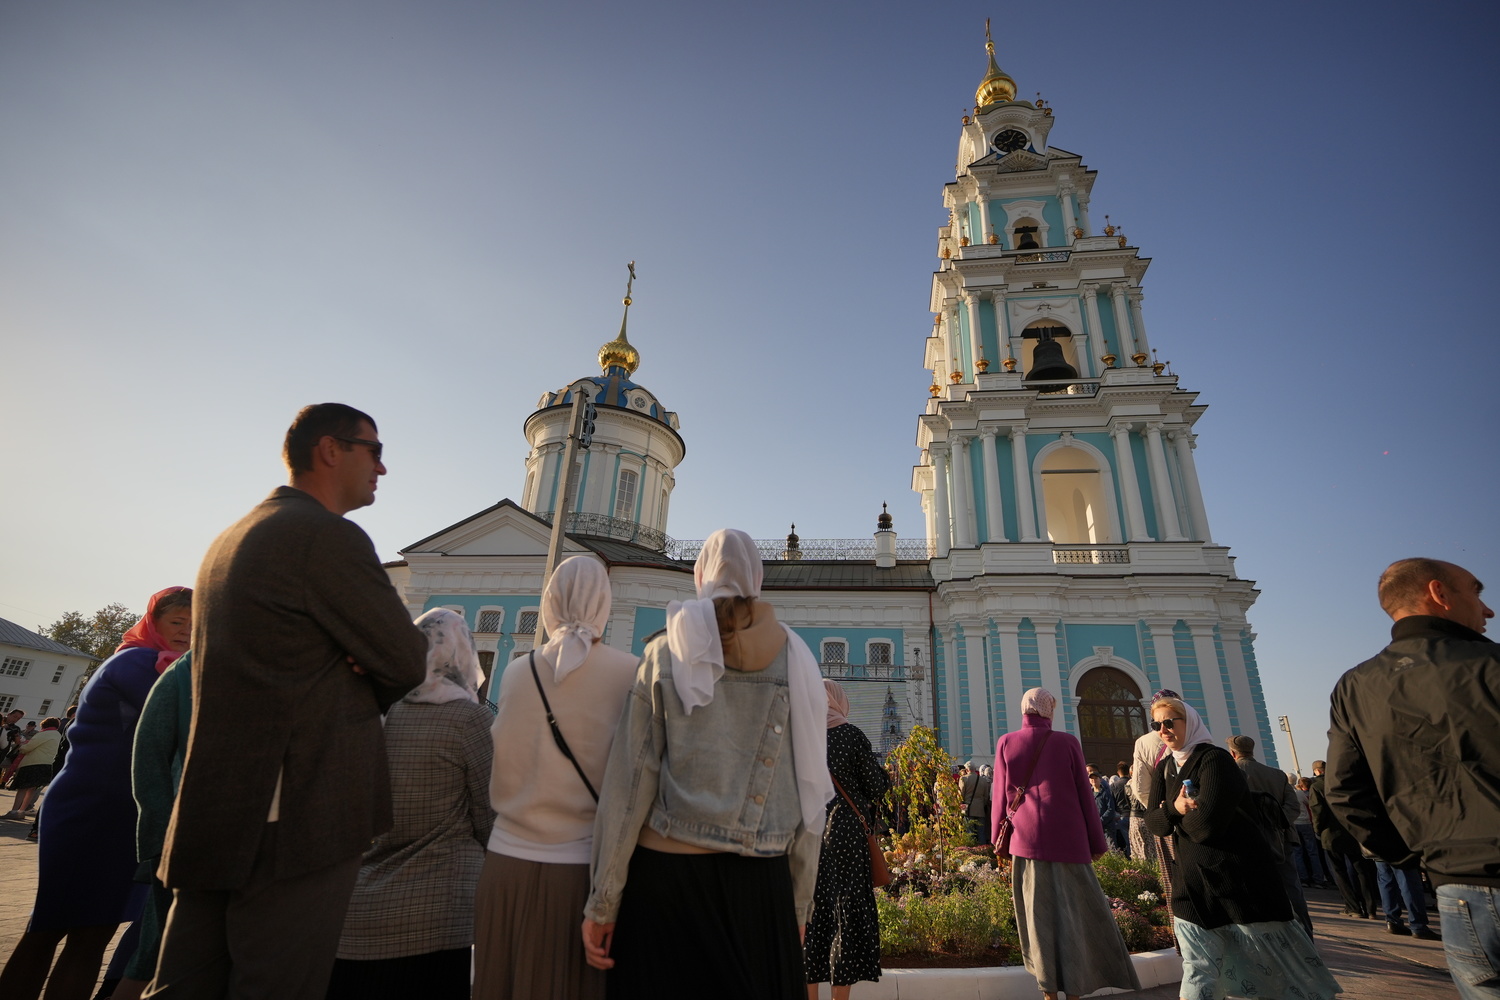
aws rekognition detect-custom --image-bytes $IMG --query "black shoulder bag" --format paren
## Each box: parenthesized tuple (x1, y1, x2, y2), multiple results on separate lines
(528, 651, 599, 802)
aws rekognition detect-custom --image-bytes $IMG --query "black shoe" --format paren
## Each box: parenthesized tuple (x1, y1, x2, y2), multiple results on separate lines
(1412, 927, 1441, 941)
(1387, 920, 1412, 936)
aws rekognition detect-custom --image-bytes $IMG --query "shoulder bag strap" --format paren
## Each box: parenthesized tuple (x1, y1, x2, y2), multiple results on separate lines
(831, 773, 873, 837)
(1007, 730, 1054, 813)
(529, 651, 599, 803)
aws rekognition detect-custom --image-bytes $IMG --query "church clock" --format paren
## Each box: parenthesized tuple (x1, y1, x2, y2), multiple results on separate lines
(991, 128, 1029, 153)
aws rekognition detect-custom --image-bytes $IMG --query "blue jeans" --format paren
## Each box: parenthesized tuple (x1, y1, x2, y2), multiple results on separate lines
(1374, 861, 1429, 931)
(1437, 883, 1500, 998)
(1292, 824, 1326, 882)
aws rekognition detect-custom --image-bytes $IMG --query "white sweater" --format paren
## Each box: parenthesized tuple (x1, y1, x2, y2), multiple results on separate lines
(487, 643, 638, 864)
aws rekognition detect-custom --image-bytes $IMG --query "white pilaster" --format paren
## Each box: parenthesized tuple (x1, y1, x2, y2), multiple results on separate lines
(977, 193, 992, 245)
(980, 429, 1006, 542)
(1077, 191, 1092, 233)
(1082, 286, 1106, 374)
(1110, 284, 1136, 359)
(964, 627, 992, 754)
(993, 290, 1018, 364)
(1009, 427, 1039, 541)
(996, 621, 1025, 735)
(1144, 422, 1185, 541)
(964, 293, 985, 373)
(1170, 430, 1214, 543)
(931, 446, 952, 557)
(1128, 289, 1151, 360)
(1059, 187, 1076, 243)
(951, 435, 975, 548)
(1190, 624, 1233, 740)
(1034, 619, 1065, 731)
(1110, 424, 1152, 542)
(1146, 620, 1184, 698)
(1218, 625, 1258, 750)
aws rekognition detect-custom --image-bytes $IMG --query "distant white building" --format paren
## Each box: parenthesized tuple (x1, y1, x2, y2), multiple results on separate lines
(386, 32, 1279, 769)
(0, 618, 93, 723)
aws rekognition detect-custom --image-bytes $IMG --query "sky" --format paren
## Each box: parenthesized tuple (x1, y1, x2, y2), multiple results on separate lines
(2, 0, 1497, 766)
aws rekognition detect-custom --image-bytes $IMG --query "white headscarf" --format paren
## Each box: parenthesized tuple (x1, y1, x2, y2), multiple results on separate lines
(407, 608, 483, 705)
(538, 555, 612, 683)
(1170, 700, 1216, 765)
(1020, 687, 1057, 719)
(666, 528, 833, 835)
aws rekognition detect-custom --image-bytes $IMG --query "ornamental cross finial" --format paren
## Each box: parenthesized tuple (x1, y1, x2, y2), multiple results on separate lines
(624, 260, 636, 303)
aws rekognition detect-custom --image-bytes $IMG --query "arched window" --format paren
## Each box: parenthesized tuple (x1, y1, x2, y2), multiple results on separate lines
(476, 607, 505, 634)
(1012, 217, 1042, 250)
(1039, 446, 1117, 543)
(1076, 666, 1146, 770)
(614, 468, 639, 521)
(1020, 321, 1080, 378)
(821, 640, 848, 669)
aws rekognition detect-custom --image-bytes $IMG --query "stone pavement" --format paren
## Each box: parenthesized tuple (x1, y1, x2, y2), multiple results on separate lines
(0, 813, 1467, 997)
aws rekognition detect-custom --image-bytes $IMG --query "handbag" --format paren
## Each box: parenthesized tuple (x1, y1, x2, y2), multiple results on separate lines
(993, 730, 1053, 859)
(831, 773, 893, 888)
(528, 651, 599, 802)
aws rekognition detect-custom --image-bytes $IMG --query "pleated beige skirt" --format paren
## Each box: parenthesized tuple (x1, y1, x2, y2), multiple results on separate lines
(473, 850, 605, 1000)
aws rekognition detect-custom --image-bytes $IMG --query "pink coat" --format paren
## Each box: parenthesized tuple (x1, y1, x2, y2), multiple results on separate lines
(990, 714, 1107, 863)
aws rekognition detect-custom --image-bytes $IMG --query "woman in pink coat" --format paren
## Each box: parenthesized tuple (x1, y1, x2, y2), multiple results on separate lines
(991, 688, 1139, 1000)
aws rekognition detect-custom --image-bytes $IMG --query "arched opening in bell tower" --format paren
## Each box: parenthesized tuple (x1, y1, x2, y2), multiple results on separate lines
(1011, 216, 1042, 249)
(1019, 321, 1081, 383)
(1039, 446, 1117, 543)
(1076, 667, 1146, 771)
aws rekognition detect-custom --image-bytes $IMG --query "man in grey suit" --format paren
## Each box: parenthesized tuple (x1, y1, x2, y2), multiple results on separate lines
(1227, 734, 1312, 936)
(147, 403, 427, 1000)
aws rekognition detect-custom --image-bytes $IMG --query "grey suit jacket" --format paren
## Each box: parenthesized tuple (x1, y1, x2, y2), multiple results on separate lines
(160, 487, 427, 890)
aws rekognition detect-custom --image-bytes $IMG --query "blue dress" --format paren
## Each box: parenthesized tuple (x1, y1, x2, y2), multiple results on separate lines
(32, 647, 160, 931)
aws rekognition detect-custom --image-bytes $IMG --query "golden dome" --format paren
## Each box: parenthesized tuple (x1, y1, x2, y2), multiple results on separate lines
(975, 21, 1016, 108)
(598, 301, 640, 376)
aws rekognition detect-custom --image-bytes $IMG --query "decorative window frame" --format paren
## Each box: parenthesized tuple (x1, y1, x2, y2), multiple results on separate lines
(865, 640, 894, 666)
(820, 638, 849, 665)
(1065, 651, 1152, 711)
(999, 199, 1051, 249)
(1030, 433, 1123, 545)
(475, 606, 506, 635)
(513, 608, 541, 637)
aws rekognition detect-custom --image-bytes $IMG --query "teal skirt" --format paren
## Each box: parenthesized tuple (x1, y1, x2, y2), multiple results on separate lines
(1174, 917, 1341, 1000)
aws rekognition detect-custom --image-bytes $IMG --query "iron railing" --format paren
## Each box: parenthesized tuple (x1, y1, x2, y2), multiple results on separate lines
(820, 662, 909, 680)
(1023, 378, 1100, 396)
(1053, 546, 1131, 564)
(538, 511, 670, 552)
(669, 537, 934, 562)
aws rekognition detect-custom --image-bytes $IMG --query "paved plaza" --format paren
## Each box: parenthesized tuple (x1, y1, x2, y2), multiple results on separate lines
(0, 812, 1461, 998)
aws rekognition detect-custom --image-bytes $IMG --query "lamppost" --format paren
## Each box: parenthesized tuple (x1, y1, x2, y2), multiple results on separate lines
(1278, 715, 1302, 776)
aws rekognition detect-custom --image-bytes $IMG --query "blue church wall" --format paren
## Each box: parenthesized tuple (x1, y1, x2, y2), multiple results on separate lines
(1130, 433, 1160, 539)
(981, 299, 1001, 367)
(968, 439, 989, 542)
(1240, 630, 1279, 768)
(996, 432, 1020, 541)
(1062, 624, 1142, 677)
(1042, 199, 1065, 247)
(934, 635, 949, 744)
(986, 620, 1008, 734)
(787, 628, 907, 668)
(1211, 625, 1240, 736)
(1136, 621, 1163, 693)
(631, 606, 667, 656)
(1171, 621, 1207, 717)
(965, 202, 982, 244)
(1093, 289, 1124, 360)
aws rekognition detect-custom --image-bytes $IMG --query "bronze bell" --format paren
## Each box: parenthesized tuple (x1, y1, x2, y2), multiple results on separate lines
(1024, 334, 1079, 387)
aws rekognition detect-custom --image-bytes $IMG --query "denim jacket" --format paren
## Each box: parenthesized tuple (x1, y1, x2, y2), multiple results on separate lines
(585, 637, 820, 924)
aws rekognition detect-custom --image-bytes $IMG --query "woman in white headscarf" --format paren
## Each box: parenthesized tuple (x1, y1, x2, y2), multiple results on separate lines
(582, 529, 832, 999)
(1144, 696, 1340, 1000)
(326, 608, 495, 1000)
(473, 556, 638, 1000)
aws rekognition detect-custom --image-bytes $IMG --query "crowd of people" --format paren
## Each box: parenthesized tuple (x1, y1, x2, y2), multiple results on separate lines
(0, 403, 1495, 1000)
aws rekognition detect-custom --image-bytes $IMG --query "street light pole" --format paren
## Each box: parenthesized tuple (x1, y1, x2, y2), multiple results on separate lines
(1278, 715, 1302, 776)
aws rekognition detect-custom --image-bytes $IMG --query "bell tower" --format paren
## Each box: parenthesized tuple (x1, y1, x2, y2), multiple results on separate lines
(912, 26, 1277, 766)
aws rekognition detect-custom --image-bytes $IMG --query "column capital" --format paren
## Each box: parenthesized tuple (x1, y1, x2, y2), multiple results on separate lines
(1009, 425, 1027, 441)
(980, 427, 997, 440)
(962, 290, 980, 305)
(1081, 284, 1098, 301)
(930, 441, 950, 458)
(1144, 421, 1165, 436)
(1110, 422, 1133, 439)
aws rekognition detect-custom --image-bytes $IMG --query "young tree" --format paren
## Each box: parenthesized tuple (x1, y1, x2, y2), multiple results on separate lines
(42, 603, 138, 661)
(884, 724, 971, 874)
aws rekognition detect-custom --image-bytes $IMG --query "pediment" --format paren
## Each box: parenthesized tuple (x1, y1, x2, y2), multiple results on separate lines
(401, 499, 585, 557)
(996, 149, 1047, 172)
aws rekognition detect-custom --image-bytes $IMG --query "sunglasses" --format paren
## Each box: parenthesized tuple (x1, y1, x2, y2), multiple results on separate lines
(334, 436, 383, 462)
(1149, 717, 1187, 732)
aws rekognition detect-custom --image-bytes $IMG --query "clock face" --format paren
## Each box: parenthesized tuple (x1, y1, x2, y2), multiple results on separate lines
(992, 129, 1029, 154)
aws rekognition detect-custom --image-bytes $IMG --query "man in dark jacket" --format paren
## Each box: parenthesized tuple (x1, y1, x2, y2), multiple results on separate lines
(1228, 734, 1312, 935)
(1327, 557, 1498, 998)
(1308, 760, 1380, 919)
(960, 760, 991, 845)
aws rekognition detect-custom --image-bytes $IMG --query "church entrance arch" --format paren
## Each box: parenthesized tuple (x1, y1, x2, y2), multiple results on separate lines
(1075, 667, 1147, 773)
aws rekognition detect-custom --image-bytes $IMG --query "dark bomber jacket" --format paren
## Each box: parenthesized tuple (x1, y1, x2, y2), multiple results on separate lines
(1326, 615, 1500, 887)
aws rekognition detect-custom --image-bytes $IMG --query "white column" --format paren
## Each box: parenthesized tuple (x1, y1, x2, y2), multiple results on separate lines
(964, 293, 985, 374)
(980, 429, 1006, 541)
(1059, 187, 1076, 242)
(931, 446, 952, 557)
(977, 194, 992, 245)
(1110, 285, 1137, 360)
(947, 301, 966, 380)
(1077, 191, 1092, 233)
(1009, 427, 1039, 541)
(1081, 286, 1106, 373)
(1191, 625, 1234, 739)
(1146, 619, 1184, 697)
(1218, 623, 1259, 751)
(1170, 430, 1214, 543)
(1034, 620, 1066, 729)
(1144, 422, 1185, 541)
(1110, 424, 1152, 542)
(1128, 289, 1151, 359)
(996, 620, 1025, 734)
(951, 436, 975, 548)
(922, 493, 936, 552)
(993, 290, 1017, 364)
(964, 627, 992, 753)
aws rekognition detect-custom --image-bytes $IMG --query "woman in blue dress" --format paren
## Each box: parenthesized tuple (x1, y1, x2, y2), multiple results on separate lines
(0, 586, 191, 1000)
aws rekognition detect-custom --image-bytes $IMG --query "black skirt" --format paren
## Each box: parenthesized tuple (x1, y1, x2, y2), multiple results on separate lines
(607, 847, 804, 1000)
(7, 763, 54, 790)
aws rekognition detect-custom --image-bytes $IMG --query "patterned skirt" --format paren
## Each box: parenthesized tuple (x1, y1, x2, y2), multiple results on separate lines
(1174, 917, 1341, 1000)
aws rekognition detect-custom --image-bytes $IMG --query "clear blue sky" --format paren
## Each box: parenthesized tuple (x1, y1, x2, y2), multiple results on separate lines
(3, 1, 1496, 766)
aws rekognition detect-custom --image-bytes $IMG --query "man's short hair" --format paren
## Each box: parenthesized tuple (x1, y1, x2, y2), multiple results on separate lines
(283, 403, 377, 474)
(1379, 557, 1458, 617)
(1311, 759, 1326, 772)
(1226, 734, 1255, 757)
(1116, 761, 1129, 775)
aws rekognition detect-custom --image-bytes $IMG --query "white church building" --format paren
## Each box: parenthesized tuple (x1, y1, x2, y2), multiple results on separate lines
(386, 33, 1278, 769)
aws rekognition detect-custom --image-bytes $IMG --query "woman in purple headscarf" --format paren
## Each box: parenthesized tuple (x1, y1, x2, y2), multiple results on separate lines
(992, 688, 1139, 1000)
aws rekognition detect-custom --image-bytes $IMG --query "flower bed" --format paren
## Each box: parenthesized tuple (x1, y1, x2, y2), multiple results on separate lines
(877, 839, 1173, 968)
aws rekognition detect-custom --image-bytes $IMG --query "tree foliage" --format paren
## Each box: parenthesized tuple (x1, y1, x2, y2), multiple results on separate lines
(42, 603, 138, 661)
(883, 724, 971, 875)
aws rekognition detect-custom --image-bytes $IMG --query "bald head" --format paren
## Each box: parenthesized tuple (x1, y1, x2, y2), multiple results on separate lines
(1379, 558, 1492, 634)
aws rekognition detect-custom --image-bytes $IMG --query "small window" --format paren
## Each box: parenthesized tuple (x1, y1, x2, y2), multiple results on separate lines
(52, 665, 65, 684)
(516, 611, 539, 635)
(38, 700, 52, 716)
(0, 695, 15, 713)
(477, 609, 504, 633)
(868, 642, 892, 666)
(477, 651, 495, 675)
(614, 469, 639, 521)
(0, 657, 31, 679)
(821, 641, 847, 665)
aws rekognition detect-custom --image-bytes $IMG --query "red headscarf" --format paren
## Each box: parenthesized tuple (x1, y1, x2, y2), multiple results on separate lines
(116, 586, 192, 674)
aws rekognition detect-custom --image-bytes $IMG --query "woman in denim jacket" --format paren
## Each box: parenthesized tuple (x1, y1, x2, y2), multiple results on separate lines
(582, 529, 833, 999)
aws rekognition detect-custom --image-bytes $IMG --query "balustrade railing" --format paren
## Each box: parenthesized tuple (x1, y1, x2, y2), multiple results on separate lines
(538, 511, 670, 552)
(820, 662, 908, 680)
(1023, 378, 1100, 396)
(539, 511, 936, 562)
(1053, 546, 1131, 564)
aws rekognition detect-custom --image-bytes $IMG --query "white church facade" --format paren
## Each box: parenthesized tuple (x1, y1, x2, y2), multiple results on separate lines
(386, 33, 1278, 768)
